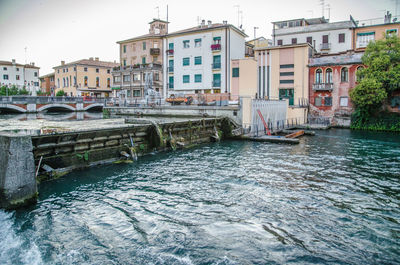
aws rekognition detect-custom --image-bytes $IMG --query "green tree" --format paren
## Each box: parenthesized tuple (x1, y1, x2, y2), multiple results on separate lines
(350, 35, 400, 113)
(56, 90, 66, 96)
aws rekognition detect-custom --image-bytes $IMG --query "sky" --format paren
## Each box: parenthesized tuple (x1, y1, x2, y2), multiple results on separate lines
(0, 0, 397, 75)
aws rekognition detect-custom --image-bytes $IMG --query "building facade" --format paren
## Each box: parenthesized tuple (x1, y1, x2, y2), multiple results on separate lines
(54, 58, 118, 97)
(0, 59, 40, 95)
(255, 43, 311, 122)
(39, 72, 55, 95)
(353, 21, 400, 50)
(272, 17, 357, 54)
(230, 58, 257, 100)
(308, 52, 364, 124)
(112, 19, 167, 99)
(163, 21, 247, 97)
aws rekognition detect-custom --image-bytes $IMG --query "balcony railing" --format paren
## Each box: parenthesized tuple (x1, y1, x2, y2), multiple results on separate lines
(166, 49, 174, 55)
(212, 81, 221, 88)
(212, 63, 221, 69)
(312, 83, 333, 91)
(150, 48, 160, 56)
(211, 44, 221, 51)
(168, 67, 174, 73)
(320, 43, 331, 50)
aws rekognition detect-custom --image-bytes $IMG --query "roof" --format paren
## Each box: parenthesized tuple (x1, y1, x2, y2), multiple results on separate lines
(308, 52, 364, 67)
(167, 23, 248, 38)
(53, 59, 118, 69)
(246, 36, 267, 43)
(149, 18, 169, 24)
(272, 17, 328, 25)
(355, 21, 400, 29)
(39, 72, 55, 79)
(0, 60, 40, 69)
(117, 33, 164, 44)
(254, 43, 312, 51)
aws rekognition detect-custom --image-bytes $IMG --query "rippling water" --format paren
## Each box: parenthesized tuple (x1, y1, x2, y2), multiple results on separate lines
(1, 129, 399, 264)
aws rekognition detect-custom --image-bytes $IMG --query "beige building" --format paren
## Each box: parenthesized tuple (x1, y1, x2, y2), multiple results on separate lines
(353, 21, 400, 50)
(230, 58, 257, 100)
(254, 43, 312, 123)
(54, 58, 118, 97)
(112, 19, 167, 99)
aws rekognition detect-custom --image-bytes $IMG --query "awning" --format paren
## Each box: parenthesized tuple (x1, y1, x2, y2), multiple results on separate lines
(112, 87, 121, 90)
(357, 32, 375, 36)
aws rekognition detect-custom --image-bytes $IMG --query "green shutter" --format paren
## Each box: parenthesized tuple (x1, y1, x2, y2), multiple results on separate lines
(183, 75, 190, 83)
(169, 43, 174, 49)
(195, 74, 202, 83)
(195, 56, 202, 65)
(232, 68, 239, 77)
(183, 58, 190, 66)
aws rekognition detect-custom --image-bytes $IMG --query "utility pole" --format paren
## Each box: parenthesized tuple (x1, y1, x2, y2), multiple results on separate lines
(234, 5, 240, 28)
(320, 0, 325, 17)
(254, 27, 259, 39)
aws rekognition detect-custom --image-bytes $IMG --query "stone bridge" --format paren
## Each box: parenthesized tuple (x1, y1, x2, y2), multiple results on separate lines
(0, 96, 106, 113)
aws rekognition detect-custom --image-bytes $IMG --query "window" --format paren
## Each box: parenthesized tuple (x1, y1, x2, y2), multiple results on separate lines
(169, 43, 174, 50)
(341, 67, 348, 82)
(3, 74, 8, 80)
(63, 77, 65, 87)
(96, 77, 99, 87)
(213, 37, 221, 44)
(123, 59, 127, 66)
(16, 75, 20, 80)
(155, 73, 159, 81)
(84, 67, 88, 72)
(74, 76, 77, 86)
(66, 68, 68, 72)
(356, 66, 364, 81)
(386, 29, 398, 37)
(134, 74, 140, 81)
(107, 69, 110, 74)
(183, 75, 190, 83)
(280, 72, 294, 76)
(74, 67, 76, 71)
(84, 76, 88, 86)
(34, 82, 39, 86)
(325, 68, 333, 83)
(232, 67, 239, 77)
(213, 73, 221, 87)
(195, 74, 202, 83)
(96, 68, 99, 73)
(322, 35, 329, 43)
(280, 79, 294, 84)
(133, 90, 141, 97)
(277, 39, 283, 45)
(306, 37, 312, 45)
(143, 42, 146, 50)
(315, 97, 322, 106)
(183, 57, 190, 66)
(169, 76, 174, 89)
(280, 64, 294, 68)
(57, 79, 60, 88)
(183, 40, 190, 48)
(63, 69, 65, 73)
(356, 32, 375, 48)
(34, 72, 38, 77)
(339, 33, 345, 43)
(340, 97, 348, 107)
(168, 60, 174, 72)
(291, 38, 297, 44)
(16, 68, 19, 71)
(324, 97, 332, 106)
(194, 56, 202, 65)
(195, 39, 202, 47)
(142, 57, 146, 64)
(3, 67, 7, 71)
(123, 75, 130, 82)
(279, 88, 294, 105)
(123, 45, 127, 53)
(315, 69, 323, 84)
(213, 55, 221, 69)
(66, 77, 69, 87)
(113, 76, 121, 83)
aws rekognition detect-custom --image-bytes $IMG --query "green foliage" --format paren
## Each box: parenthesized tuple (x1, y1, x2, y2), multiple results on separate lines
(0, 85, 31, 96)
(351, 111, 400, 132)
(56, 90, 66, 97)
(349, 78, 387, 112)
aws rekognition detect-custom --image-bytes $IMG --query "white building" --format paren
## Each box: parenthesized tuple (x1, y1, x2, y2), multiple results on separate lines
(0, 59, 40, 95)
(163, 20, 247, 97)
(272, 17, 357, 54)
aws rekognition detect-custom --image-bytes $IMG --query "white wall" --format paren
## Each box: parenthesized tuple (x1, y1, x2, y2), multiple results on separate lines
(0, 63, 39, 94)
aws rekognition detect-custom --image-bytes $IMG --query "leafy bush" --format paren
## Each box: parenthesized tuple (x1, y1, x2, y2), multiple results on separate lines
(56, 90, 66, 97)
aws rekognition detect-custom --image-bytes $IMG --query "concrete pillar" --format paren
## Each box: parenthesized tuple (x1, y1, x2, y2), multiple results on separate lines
(0, 135, 37, 209)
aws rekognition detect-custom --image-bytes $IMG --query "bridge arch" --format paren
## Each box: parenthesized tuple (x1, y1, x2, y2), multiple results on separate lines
(37, 104, 76, 112)
(84, 103, 104, 111)
(0, 104, 27, 113)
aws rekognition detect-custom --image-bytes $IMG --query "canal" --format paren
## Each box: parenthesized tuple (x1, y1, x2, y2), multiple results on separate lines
(0, 129, 399, 264)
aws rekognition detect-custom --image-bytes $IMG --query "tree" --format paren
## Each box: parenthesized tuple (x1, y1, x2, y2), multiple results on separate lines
(350, 35, 400, 114)
(56, 90, 66, 96)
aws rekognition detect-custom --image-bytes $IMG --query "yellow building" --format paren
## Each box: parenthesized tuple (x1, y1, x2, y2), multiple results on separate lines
(54, 57, 118, 97)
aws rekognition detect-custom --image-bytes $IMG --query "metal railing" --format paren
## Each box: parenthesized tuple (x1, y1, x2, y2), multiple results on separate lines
(307, 115, 331, 125)
(312, 83, 333, 91)
(212, 81, 221, 88)
(320, 43, 331, 50)
(244, 116, 307, 137)
(211, 44, 221, 51)
(0, 96, 107, 104)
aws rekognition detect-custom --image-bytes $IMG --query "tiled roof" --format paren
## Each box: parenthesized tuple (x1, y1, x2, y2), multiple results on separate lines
(167, 23, 248, 37)
(39, 72, 55, 79)
(308, 52, 364, 67)
(0, 60, 40, 69)
(117, 33, 164, 44)
(54, 59, 118, 69)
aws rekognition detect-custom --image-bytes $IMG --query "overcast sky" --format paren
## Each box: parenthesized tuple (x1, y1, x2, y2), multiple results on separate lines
(0, 0, 397, 74)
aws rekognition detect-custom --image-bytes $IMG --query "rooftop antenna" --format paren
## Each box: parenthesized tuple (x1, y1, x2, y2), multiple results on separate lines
(320, 0, 325, 17)
(155, 6, 160, 19)
(234, 5, 240, 28)
(254, 27, 259, 39)
(240, 10, 243, 29)
(326, 4, 330, 20)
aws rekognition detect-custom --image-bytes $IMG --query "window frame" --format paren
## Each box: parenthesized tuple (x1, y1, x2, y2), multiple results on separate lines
(194, 74, 202, 83)
(232, 67, 239, 77)
(183, 75, 190, 83)
(340, 67, 348, 82)
(183, 57, 190, 66)
(194, 56, 202, 65)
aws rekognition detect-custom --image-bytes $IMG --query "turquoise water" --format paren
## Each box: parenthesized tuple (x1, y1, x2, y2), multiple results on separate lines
(1, 129, 399, 264)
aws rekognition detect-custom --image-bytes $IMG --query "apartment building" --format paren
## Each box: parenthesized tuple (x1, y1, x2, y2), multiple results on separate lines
(54, 57, 118, 97)
(255, 43, 312, 122)
(112, 19, 167, 99)
(39, 72, 55, 95)
(272, 17, 357, 54)
(0, 59, 40, 94)
(163, 20, 247, 97)
(230, 58, 258, 100)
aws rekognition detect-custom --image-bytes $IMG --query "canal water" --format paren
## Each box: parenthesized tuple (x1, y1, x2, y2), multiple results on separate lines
(0, 129, 399, 264)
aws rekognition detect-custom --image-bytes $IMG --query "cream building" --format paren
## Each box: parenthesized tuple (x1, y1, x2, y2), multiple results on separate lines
(54, 58, 118, 97)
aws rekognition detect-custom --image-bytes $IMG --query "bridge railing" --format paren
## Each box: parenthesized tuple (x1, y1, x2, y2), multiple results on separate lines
(0, 96, 108, 104)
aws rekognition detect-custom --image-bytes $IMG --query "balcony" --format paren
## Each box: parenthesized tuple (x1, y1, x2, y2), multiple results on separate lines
(312, 83, 333, 91)
(212, 81, 221, 88)
(168, 67, 174, 73)
(320, 43, 331, 50)
(211, 44, 221, 51)
(166, 49, 174, 55)
(150, 48, 160, 56)
(212, 63, 221, 70)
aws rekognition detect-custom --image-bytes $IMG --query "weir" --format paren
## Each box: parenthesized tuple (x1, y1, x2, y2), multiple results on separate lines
(0, 117, 238, 209)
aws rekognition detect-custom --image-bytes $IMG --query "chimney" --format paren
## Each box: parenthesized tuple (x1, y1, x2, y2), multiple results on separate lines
(89, 57, 94, 61)
(207, 20, 212, 27)
(95, 57, 99, 61)
(12, 59, 16, 64)
(61, 60, 65, 65)
(223, 20, 227, 25)
(31, 62, 35, 66)
(201, 20, 205, 27)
